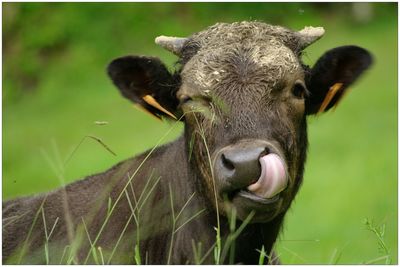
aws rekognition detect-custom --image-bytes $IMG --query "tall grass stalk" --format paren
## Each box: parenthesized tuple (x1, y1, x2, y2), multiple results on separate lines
(40, 207, 59, 264)
(173, 208, 205, 234)
(227, 207, 237, 264)
(191, 112, 222, 264)
(17, 197, 47, 264)
(41, 142, 75, 246)
(81, 218, 99, 264)
(3, 210, 30, 228)
(63, 135, 116, 167)
(220, 210, 255, 263)
(129, 180, 142, 265)
(53, 135, 120, 263)
(256, 246, 280, 265)
(190, 236, 220, 264)
(108, 189, 137, 264)
(191, 239, 203, 264)
(363, 218, 391, 264)
(83, 172, 161, 264)
(281, 245, 307, 263)
(41, 137, 118, 264)
(98, 246, 105, 264)
(328, 242, 349, 265)
(167, 183, 176, 265)
(363, 255, 392, 264)
(258, 245, 267, 265)
(135, 171, 160, 212)
(65, 220, 87, 264)
(59, 245, 70, 264)
(11, 115, 184, 264)
(167, 183, 205, 264)
(83, 117, 183, 263)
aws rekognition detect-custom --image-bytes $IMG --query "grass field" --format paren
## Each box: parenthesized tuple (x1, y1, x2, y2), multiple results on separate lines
(3, 3, 397, 264)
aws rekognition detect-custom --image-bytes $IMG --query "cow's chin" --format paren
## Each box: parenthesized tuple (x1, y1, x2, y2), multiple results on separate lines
(224, 190, 284, 223)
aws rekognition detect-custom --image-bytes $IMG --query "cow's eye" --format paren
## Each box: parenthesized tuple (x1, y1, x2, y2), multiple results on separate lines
(292, 82, 307, 99)
(179, 95, 193, 105)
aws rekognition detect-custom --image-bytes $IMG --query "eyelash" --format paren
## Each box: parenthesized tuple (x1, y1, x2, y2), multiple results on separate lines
(292, 83, 307, 99)
(179, 95, 192, 105)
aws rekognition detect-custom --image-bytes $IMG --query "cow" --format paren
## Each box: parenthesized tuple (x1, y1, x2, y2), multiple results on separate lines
(3, 21, 372, 264)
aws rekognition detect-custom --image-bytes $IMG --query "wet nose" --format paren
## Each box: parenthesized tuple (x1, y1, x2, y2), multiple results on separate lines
(214, 140, 270, 194)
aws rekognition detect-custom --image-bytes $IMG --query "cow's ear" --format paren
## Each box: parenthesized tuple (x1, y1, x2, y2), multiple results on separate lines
(107, 56, 180, 120)
(305, 46, 373, 115)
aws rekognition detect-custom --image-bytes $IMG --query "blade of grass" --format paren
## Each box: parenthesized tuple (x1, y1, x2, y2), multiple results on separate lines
(82, 115, 182, 263)
(106, 190, 135, 264)
(191, 239, 203, 264)
(328, 241, 349, 264)
(280, 246, 307, 263)
(17, 197, 47, 264)
(258, 245, 266, 265)
(98, 246, 105, 265)
(81, 218, 99, 264)
(188, 131, 196, 161)
(175, 192, 196, 222)
(174, 208, 205, 234)
(41, 207, 50, 264)
(137, 174, 161, 212)
(167, 183, 176, 265)
(107, 197, 112, 217)
(48, 217, 60, 240)
(41, 147, 75, 248)
(228, 208, 237, 265)
(3, 211, 30, 228)
(129, 181, 142, 265)
(199, 240, 217, 264)
(363, 255, 391, 264)
(59, 245, 70, 264)
(86, 135, 117, 156)
(220, 210, 255, 263)
(40, 207, 59, 264)
(363, 218, 391, 264)
(191, 112, 221, 264)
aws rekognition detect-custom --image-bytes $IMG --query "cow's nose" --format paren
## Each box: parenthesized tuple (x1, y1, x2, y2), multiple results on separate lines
(214, 141, 270, 195)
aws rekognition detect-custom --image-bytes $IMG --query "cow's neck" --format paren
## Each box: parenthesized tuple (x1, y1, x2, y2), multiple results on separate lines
(229, 214, 284, 264)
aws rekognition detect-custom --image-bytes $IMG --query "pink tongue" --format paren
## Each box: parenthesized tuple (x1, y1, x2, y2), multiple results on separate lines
(247, 154, 288, 199)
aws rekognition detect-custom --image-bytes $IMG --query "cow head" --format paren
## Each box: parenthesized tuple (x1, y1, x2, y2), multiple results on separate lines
(108, 22, 372, 223)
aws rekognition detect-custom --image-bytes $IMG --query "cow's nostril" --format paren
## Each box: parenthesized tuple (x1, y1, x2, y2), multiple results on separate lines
(221, 153, 235, 171)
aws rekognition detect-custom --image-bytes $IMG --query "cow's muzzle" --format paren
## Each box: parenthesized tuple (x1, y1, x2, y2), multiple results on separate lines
(213, 139, 289, 222)
(213, 139, 288, 202)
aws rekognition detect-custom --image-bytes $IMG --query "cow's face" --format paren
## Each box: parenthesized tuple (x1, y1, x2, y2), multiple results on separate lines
(108, 22, 372, 223)
(178, 33, 308, 222)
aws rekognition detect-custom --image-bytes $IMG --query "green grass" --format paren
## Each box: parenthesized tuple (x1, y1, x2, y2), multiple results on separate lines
(274, 13, 397, 264)
(3, 2, 397, 264)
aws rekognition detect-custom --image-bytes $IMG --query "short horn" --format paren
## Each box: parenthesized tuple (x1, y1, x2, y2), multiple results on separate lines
(297, 26, 325, 50)
(155, 36, 188, 56)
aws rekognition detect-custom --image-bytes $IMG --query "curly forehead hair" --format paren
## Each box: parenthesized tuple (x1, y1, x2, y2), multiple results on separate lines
(178, 21, 322, 66)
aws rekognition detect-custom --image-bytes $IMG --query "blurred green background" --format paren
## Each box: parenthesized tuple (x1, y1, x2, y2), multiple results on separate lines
(3, 2, 397, 264)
